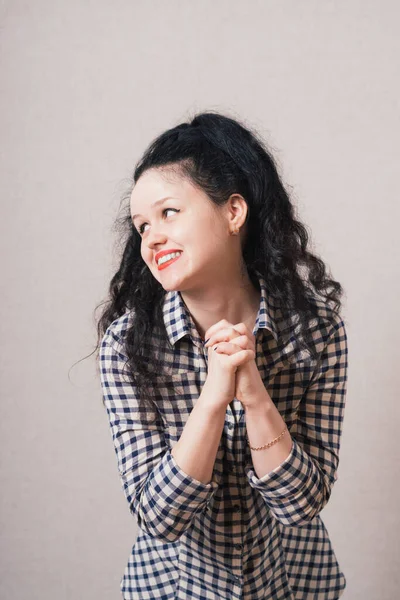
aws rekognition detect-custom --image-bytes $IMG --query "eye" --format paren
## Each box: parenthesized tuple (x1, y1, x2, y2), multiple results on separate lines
(137, 208, 180, 235)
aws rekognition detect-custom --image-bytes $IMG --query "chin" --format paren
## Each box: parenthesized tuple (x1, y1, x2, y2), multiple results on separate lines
(159, 282, 181, 292)
(153, 271, 183, 292)
(158, 271, 194, 293)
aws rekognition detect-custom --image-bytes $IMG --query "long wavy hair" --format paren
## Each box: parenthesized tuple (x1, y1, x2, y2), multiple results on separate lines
(76, 110, 345, 419)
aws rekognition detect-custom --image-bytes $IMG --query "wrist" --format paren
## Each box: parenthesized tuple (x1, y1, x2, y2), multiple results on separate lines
(199, 382, 231, 416)
(243, 386, 273, 413)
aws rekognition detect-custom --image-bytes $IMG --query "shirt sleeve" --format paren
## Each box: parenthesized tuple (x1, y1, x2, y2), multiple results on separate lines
(99, 333, 218, 542)
(245, 315, 348, 527)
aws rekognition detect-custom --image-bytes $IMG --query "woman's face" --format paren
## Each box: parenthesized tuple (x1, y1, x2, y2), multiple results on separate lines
(130, 168, 243, 292)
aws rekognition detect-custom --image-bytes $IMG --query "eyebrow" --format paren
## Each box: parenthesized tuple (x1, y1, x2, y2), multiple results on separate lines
(131, 196, 175, 223)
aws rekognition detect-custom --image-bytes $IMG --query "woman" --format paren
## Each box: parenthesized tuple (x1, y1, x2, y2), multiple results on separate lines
(97, 111, 348, 599)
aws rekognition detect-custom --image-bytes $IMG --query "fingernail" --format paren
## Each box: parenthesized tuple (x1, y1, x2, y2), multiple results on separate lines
(213, 346, 218, 351)
(205, 338, 210, 344)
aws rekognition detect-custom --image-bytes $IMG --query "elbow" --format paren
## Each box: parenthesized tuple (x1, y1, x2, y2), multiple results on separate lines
(277, 506, 324, 528)
(273, 481, 333, 528)
(124, 483, 183, 542)
(125, 477, 215, 542)
(130, 500, 191, 543)
(134, 511, 184, 542)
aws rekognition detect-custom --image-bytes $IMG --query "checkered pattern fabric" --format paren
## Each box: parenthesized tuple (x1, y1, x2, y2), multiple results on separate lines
(99, 270, 348, 599)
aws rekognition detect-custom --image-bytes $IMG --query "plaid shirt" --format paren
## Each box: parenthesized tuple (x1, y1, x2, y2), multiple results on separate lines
(99, 270, 348, 599)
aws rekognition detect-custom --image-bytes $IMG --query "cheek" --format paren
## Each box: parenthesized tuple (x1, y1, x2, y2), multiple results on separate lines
(142, 249, 153, 266)
(191, 214, 221, 241)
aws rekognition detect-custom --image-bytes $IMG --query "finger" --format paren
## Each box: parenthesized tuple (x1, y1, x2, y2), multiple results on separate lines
(204, 327, 244, 348)
(232, 323, 256, 351)
(228, 349, 256, 367)
(231, 332, 255, 352)
(204, 319, 234, 341)
(227, 334, 249, 349)
(233, 322, 254, 338)
(209, 341, 243, 353)
(212, 344, 255, 367)
(205, 320, 254, 341)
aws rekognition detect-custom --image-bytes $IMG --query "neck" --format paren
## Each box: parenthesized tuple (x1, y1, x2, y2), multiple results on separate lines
(180, 270, 261, 340)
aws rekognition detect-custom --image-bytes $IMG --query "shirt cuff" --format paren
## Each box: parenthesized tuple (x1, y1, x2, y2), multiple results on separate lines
(245, 437, 312, 497)
(149, 448, 219, 512)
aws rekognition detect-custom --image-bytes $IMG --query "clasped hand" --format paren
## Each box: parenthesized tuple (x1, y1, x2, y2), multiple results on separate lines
(204, 319, 264, 408)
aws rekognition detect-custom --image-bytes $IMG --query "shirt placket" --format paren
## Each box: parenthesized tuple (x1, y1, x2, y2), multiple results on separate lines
(199, 338, 245, 588)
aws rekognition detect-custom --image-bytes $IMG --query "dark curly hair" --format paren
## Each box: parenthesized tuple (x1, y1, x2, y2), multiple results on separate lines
(75, 110, 345, 419)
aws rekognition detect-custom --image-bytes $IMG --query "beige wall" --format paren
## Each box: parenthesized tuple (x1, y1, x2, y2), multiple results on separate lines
(1, 1, 399, 598)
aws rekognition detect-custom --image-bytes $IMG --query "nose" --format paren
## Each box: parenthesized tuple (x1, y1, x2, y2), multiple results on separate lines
(145, 224, 169, 255)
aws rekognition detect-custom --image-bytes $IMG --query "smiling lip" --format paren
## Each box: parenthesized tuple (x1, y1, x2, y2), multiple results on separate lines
(154, 248, 182, 264)
(157, 253, 182, 271)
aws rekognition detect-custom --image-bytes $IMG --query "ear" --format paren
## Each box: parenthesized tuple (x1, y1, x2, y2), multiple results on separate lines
(226, 194, 249, 229)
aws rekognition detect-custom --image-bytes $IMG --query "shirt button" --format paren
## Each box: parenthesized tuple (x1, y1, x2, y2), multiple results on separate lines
(228, 422, 234, 430)
(234, 543, 242, 551)
(231, 464, 236, 473)
(233, 505, 241, 513)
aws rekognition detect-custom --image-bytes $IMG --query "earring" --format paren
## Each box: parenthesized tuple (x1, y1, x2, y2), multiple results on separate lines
(230, 227, 240, 235)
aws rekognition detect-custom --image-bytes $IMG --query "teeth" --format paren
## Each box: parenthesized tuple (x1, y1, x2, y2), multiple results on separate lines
(158, 251, 182, 266)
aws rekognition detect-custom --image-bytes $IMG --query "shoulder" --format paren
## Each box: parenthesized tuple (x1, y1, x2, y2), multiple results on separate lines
(277, 293, 347, 364)
(310, 294, 347, 335)
(100, 309, 135, 356)
(303, 295, 348, 359)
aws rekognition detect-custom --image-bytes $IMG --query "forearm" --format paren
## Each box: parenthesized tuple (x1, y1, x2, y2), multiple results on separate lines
(244, 386, 293, 478)
(244, 385, 333, 526)
(171, 381, 226, 484)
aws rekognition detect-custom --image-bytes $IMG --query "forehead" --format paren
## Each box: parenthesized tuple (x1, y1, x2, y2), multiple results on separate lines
(130, 169, 177, 202)
(130, 169, 211, 215)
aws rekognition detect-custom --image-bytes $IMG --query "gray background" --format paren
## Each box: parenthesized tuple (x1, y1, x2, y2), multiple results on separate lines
(1, 1, 399, 598)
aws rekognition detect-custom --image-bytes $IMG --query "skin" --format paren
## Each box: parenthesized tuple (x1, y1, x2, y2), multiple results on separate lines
(131, 168, 293, 470)
(130, 167, 261, 340)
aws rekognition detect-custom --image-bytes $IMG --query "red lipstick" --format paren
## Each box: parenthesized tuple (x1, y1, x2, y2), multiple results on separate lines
(155, 249, 183, 271)
(157, 253, 182, 271)
(155, 249, 182, 264)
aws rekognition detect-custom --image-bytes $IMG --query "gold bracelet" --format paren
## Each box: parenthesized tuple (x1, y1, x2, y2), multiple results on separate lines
(246, 426, 288, 451)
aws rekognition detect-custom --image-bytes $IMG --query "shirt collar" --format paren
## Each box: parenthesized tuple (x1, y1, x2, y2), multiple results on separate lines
(162, 269, 279, 347)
